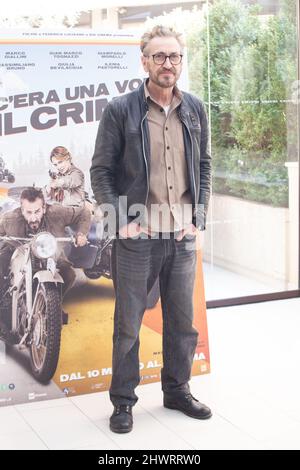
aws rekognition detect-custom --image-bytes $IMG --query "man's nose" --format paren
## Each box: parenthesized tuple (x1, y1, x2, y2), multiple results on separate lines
(163, 57, 173, 68)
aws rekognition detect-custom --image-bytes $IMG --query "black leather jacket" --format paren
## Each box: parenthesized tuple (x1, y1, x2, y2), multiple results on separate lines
(90, 79, 211, 232)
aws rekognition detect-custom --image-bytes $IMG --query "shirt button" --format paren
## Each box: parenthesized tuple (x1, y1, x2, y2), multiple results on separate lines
(160, 108, 163, 112)
(168, 166, 171, 170)
(169, 186, 173, 190)
(167, 146, 170, 150)
(166, 127, 168, 130)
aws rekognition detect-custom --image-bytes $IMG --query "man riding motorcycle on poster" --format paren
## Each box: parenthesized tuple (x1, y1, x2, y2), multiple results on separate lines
(0, 187, 91, 320)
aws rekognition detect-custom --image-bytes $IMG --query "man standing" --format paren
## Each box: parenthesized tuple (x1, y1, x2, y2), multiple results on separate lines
(90, 25, 212, 434)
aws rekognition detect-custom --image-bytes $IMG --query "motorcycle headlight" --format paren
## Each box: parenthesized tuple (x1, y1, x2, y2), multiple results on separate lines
(31, 232, 57, 259)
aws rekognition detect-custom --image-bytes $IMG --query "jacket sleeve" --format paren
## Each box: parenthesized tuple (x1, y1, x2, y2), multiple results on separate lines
(193, 100, 212, 231)
(62, 206, 91, 235)
(0, 214, 6, 236)
(90, 101, 131, 232)
(52, 170, 84, 190)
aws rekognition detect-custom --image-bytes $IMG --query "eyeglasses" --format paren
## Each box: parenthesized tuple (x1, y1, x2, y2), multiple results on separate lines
(144, 53, 183, 65)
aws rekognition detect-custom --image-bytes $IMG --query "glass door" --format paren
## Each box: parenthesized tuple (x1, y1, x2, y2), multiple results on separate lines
(195, 0, 300, 302)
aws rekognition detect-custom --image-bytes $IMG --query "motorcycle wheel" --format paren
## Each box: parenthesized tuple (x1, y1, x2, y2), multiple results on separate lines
(29, 282, 62, 384)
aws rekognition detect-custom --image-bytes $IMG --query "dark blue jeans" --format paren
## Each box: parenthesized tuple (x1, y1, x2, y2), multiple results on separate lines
(109, 233, 198, 407)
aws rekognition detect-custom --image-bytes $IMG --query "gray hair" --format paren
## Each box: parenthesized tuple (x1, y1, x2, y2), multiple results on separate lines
(140, 25, 185, 54)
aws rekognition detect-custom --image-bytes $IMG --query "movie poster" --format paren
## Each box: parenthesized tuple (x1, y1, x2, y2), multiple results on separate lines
(0, 29, 210, 406)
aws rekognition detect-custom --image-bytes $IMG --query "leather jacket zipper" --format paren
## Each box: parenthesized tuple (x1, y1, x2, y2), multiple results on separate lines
(179, 112, 197, 208)
(141, 109, 150, 205)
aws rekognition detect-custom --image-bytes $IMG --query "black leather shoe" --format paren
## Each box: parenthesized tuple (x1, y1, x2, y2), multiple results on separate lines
(110, 405, 133, 433)
(164, 393, 212, 419)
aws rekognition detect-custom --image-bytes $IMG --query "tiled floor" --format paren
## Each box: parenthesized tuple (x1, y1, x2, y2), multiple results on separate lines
(1, 297, 300, 450)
